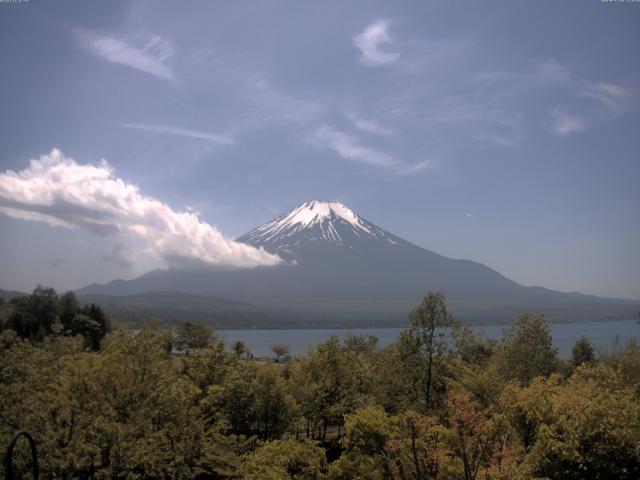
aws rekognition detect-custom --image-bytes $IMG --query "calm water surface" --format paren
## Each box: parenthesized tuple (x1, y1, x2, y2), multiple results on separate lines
(218, 319, 640, 358)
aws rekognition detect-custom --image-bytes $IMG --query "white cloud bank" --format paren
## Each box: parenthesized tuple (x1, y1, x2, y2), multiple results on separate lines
(76, 30, 176, 82)
(0, 149, 281, 269)
(354, 21, 399, 66)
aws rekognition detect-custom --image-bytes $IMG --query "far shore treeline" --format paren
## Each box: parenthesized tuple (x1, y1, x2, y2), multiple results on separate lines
(1, 287, 639, 479)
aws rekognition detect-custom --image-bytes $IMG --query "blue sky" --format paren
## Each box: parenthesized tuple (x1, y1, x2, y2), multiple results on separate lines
(0, 0, 639, 299)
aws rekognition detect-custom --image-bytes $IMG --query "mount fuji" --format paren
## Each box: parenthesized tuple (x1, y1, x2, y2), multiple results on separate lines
(77, 201, 638, 326)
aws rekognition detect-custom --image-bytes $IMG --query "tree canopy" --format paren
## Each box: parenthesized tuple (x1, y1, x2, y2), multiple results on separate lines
(0, 287, 110, 349)
(1, 290, 638, 479)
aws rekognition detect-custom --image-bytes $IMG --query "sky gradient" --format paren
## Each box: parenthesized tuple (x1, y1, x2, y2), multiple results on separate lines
(0, 0, 639, 299)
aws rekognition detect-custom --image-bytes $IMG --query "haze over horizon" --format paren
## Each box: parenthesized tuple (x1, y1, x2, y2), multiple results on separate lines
(1, 1, 639, 300)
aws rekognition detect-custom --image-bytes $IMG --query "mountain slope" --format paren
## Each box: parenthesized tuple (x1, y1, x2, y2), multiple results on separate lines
(78, 201, 639, 324)
(76, 291, 388, 329)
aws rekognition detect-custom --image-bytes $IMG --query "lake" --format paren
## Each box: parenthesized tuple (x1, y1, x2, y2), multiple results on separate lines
(217, 319, 640, 358)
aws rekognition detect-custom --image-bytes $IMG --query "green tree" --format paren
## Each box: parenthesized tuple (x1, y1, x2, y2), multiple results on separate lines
(446, 390, 506, 480)
(242, 439, 327, 480)
(0, 326, 210, 478)
(203, 362, 258, 438)
(67, 327, 205, 478)
(344, 334, 378, 356)
(602, 339, 640, 398)
(79, 302, 111, 349)
(571, 335, 595, 367)
(183, 339, 235, 392)
(453, 323, 498, 366)
(329, 406, 393, 480)
(232, 339, 250, 359)
(253, 365, 296, 440)
(203, 362, 294, 442)
(0, 297, 10, 332)
(175, 320, 214, 351)
(290, 337, 364, 440)
(450, 325, 504, 409)
(272, 343, 290, 362)
(7, 286, 60, 342)
(498, 314, 558, 386)
(385, 410, 449, 480)
(58, 290, 78, 331)
(405, 292, 456, 410)
(28, 294, 111, 351)
(70, 313, 103, 349)
(500, 367, 640, 479)
(342, 406, 393, 455)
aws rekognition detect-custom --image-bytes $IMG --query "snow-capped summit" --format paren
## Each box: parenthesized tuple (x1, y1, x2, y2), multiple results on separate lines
(277, 201, 364, 230)
(238, 200, 400, 252)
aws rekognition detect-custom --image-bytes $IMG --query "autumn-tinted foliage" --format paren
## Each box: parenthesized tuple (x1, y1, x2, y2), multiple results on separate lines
(1, 290, 639, 479)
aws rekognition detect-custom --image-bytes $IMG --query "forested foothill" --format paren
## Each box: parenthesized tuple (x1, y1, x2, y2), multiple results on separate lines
(1, 289, 639, 479)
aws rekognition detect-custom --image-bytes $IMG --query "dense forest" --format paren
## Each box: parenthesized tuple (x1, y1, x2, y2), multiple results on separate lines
(1, 288, 639, 479)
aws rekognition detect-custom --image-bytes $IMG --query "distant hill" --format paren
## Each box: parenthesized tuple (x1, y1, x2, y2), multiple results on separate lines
(76, 291, 404, 329)
(0, 288, 28, 302)
(78, 201, 639, 326)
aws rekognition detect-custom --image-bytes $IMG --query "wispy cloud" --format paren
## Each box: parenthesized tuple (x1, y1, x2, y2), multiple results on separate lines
(0, 149, 281, 269)
(474, 59, 571, 92)
(174, 50, 327, 132)
(549, 81, 632, 136)
(474, 59, 632, 138)
(418, 60, 572, 145)
(396, 159, 433, 175)
(345, 112, 392, 136)
(311, 126, 398, 167)
(243, 75, 327, 126)
(76, 30, 176, 82)
(549, 109, 587, 136)
(473, 130, 524, 147)
(579, 82, 631, 117)
(374, 57, 633, 147)
(121, 123, 234, 145)
(310, 126, 433, 175)
(354, 21, 399, 66)
(393, 38, 472, 75)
